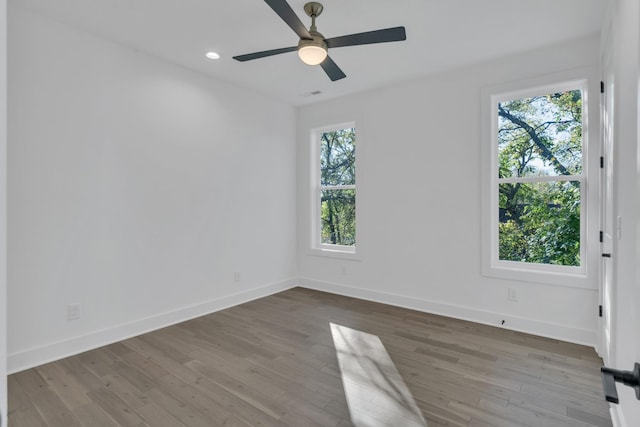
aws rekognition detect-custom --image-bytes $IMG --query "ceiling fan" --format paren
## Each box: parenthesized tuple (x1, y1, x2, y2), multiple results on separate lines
(233, 0, 407, 81)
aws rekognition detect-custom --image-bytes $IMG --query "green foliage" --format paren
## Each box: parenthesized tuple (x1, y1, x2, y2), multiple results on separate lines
(321, 189, 356, 245)
(499, 182, 580, 265)
(498, 221, 527, 262)
(321, 129, 356, 246)
(497, 90, 582, 266)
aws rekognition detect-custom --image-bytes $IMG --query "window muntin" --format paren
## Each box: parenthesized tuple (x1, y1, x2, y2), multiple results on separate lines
(312, 125, 356, 254)
(493, 84, 586, 272)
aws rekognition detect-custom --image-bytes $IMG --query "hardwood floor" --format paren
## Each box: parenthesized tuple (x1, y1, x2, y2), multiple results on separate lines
(8, 287, 612, 426)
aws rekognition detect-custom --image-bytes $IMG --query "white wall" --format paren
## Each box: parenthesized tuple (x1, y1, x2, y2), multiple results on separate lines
(297, 36, 601, 346)
(7, 7, 297, 372)
(0, 0, 7, 423)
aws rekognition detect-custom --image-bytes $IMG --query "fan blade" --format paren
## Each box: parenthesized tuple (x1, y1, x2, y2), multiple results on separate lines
(233, 46, 297, 62)
(320, 56, 346, 81)
(264, 0, 312, 40)
(325, 26, 406, 49)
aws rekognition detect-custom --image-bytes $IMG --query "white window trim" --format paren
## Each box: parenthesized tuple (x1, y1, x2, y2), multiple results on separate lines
(481, 69, 599, 289)
(308, 122, 359, 260)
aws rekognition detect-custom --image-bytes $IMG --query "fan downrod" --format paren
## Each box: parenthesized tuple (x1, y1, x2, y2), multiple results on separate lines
(304, 2, 323, 18)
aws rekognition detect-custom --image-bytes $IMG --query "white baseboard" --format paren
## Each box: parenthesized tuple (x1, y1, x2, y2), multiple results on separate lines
(8, 279, 297, 374)
(298, 278, 596, 347)
(610, 405, 627, 427)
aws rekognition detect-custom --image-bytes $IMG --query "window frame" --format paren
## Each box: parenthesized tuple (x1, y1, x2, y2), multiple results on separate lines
(309, 122, 359, 259)
(481, 71, 597, 289)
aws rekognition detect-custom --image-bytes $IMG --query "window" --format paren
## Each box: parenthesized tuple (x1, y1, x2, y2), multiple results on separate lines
(482, 75, 595, 287)
(311, 124, 356, 255)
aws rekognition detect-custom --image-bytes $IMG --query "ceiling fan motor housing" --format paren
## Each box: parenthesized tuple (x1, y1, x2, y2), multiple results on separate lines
(298, 31, 327, 51)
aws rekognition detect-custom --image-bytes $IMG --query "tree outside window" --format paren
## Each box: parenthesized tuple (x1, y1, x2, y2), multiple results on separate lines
(319, 127, 356, 247)
(497, 89, 583, 266)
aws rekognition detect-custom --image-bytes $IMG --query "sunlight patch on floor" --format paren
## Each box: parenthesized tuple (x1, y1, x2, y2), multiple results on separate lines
(330, 323, 428, 427)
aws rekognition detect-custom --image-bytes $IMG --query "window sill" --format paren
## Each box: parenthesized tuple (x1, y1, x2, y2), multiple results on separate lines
(307, 247, 361, 261)
(482, 262, 593, 290)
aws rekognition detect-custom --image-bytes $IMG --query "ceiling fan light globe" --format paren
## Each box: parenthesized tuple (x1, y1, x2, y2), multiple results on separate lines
(298, 45, 327, 65)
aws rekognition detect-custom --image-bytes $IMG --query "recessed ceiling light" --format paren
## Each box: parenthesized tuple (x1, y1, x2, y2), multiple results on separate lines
(205, 51, 221, 60)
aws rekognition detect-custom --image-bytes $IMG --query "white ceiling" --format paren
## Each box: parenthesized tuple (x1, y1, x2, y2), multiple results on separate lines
(12, 0, 609, 106)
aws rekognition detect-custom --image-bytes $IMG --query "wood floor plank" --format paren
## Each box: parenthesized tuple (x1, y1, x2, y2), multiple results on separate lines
(85, 387, 147, 427)
(135, 402, 187, 427)
(101, 374, 149, 410)
(184, 360, 286, 420)
(144, 387, 213, 427)
(155, 373, 233, 425)
(12, 368, 49, 397)
(35, 363, 94, 411)
(28, 390, 82, 427)
(7, 407, 49, 427)
(190, 376, 287, 427)
(8, 375, 34, 414)
(566, 406, 613, 427)
(8, 376, 49, 427)
(246, 359, 337, 408)
(8, 287, 612, 427)
(70, 403, 120, 427)
(120, 337, 201, 384)
(58, 356, 108, 392)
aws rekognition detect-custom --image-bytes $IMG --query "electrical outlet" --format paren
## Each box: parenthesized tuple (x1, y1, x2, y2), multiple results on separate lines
(507, 288, 518, 302)
(67, 303, 81, 320)
(234, 271, 241, 282)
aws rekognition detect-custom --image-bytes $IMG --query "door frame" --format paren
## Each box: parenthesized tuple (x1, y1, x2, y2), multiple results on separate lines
(599, 17, 615, 365)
